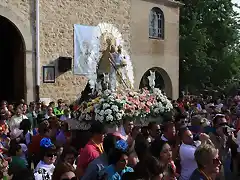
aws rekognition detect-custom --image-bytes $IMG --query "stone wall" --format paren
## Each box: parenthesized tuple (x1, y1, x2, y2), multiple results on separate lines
(39, 0, 131, 103)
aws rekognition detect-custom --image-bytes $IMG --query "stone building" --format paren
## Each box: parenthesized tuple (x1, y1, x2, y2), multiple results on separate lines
(0, 0, 182, 103)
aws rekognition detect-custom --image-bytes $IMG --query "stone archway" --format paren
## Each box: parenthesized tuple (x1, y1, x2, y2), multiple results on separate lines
(139, 67, 173, 98)
(0, 15, 26, 102)
(0, 6, 34, 103)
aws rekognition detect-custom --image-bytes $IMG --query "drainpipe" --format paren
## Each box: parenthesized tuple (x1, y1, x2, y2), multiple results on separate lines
(35, 0, 40, 101)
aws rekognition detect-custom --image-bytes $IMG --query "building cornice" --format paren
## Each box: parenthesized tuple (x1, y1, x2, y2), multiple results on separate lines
(166, 0, 184, 7)
(144, 0, 184, 7)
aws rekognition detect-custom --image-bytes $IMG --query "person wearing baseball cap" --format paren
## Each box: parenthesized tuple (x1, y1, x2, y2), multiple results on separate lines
(34, 138, 56, 180)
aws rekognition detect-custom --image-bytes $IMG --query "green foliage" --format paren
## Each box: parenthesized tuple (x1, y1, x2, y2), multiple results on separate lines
(179, 0, 240, 92)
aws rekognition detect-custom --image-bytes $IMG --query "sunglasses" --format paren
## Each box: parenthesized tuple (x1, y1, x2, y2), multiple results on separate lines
(46, 153, 57, 158)
(61, 177, 78, 180)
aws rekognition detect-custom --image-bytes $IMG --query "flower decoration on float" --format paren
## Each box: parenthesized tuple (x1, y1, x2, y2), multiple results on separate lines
(94, 87, 173, 125)
(94, 89, 126, 126)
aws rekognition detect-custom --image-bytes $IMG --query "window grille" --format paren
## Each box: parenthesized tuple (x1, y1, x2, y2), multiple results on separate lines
(149, 7, 164, 39)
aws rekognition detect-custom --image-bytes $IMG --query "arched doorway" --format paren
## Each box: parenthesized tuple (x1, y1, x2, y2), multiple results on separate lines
(0, 15, 26, 103)
(139, 67, 172, 98)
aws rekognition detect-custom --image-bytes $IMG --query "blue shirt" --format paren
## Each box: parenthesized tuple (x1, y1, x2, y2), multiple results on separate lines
(189, 169, 208, 180)
(81, 153, 108, 180)
(99, 164, 134, 180)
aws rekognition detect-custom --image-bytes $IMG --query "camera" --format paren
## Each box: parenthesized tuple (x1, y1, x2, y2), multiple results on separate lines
(222, 126, 235, 136)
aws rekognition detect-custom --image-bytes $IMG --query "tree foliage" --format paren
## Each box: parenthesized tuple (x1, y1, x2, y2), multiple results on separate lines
(179, 0, 240, 92)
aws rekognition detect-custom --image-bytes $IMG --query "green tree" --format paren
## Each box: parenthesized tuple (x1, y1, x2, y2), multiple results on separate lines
(179, 0, 240, 92)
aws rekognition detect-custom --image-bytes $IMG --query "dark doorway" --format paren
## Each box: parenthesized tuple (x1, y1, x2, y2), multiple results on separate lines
(0, 16, 26, 103)
(139, 68, 165, 90)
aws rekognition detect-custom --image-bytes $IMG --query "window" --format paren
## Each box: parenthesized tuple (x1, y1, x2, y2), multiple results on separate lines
(149, 7, 164, 39)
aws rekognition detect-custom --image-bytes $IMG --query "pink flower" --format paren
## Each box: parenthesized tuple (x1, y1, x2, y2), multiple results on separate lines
(124, 104, 130, 109)
(139, 96, 146, 102)
(117, 95, 122, 99)
(138, 102, 145, 110)
(130, 106, 135, 111)
(146, 101, 152, 107)
(149, 95, 155, 101)
(144, 106, 150, 113)
(128, 97, 133, 102)
(134, 100, 140, 105)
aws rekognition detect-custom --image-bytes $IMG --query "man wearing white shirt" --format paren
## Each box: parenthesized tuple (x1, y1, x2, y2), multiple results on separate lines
(9, 108, 28, 131)
(179, 127, 210, 180)
(44, 107, 55, 120)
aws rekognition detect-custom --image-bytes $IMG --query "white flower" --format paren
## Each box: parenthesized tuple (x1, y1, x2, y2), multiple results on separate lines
(104, 89, 111, 96)
(119, 110, 125, 114)
(134, 111, 140, 117)
(103, 103, 110, 110)
(100, 98, 105, 103)
(112, 92, 117, 97)
(153, 108, 160, 114)
(159, 106, 165, 113)
(104, 109, 112, 115)
(116, 113, 123, 120)
(111, 105, 119, 112)
(95, 114, 100, 120)
(99, 110, 105, 116)
(153, 88, 161, 95)
(157, 102, 163, 108)
(96, 114, 104, 122)
(99, 116, 104, 122)
(86, 114, 91, 121)
(108, 95, 115, 102)
(116, 99, 121, 103)
(106, 114, 114, 122)
(95, 109, 100, 114)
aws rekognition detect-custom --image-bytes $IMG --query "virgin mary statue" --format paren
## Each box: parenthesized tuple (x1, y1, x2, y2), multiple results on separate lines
(97, 38, 126, 91)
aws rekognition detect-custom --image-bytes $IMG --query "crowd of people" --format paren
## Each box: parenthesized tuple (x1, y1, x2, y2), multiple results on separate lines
(0, 94, 239, 180)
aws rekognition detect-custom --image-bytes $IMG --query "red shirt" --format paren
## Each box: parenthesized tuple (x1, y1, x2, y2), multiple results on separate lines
(77, 141, 103, 171)
(28, 134, 45, 154)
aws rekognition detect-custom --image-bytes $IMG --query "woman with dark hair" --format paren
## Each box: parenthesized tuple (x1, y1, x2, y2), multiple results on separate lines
(34, 138, 57, 180)
(59, 146, 78, 166)
(52, 162, 77, 180)
(99, 140, 133, 180)
(144, 155, 164, 180)
(133, 137, 150, 178)
(150, 139, 177, 180)
(20, 119, 32, 145)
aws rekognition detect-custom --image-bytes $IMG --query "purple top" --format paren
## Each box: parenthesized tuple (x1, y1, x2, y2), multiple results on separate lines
(56, 131, 66, 145)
